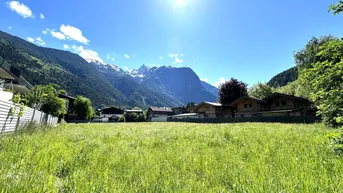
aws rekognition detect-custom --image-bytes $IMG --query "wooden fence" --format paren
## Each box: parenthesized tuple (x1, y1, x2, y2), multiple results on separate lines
(168, 116, 321, 124)
(0, 99, 58, 133)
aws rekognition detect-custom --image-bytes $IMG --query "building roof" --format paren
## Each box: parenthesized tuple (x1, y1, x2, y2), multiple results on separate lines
(263, 92, 309, 102)
(149, 106, 173, 112)
(125, 109, 143, 113)
(230, 96, 266, 106)
(0, 56, 32, 90)
(198, 101, 222, 107)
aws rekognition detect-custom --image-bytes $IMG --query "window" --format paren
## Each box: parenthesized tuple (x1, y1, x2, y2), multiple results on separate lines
(275, 101, 280, 107)
(281, 101, 286, 106)
(249, 103, 252, 108)
(244, 104, 248, 108)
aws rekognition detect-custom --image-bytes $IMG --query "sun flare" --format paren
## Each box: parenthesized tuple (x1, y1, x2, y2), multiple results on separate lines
(175, 0, 185, 7)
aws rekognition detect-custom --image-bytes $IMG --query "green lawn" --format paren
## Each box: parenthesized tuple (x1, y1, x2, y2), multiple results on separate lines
(0, 123, 342, 192)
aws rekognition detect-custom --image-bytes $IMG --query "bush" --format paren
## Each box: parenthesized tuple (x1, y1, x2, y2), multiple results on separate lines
(118, 116, 126, 122)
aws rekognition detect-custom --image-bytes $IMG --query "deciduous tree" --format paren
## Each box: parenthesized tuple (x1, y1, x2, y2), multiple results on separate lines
(74, 96, 94, 120)
(248, 82, 273, 99)
(218, 78, 248, 106)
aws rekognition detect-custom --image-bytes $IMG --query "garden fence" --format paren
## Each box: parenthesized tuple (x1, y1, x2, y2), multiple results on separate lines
(0, 99, 58, 133)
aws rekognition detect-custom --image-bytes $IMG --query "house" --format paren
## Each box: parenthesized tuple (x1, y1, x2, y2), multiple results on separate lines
(58, 93, 76, 121)
(230, 96, 267, 118)
(172, 106, 187, 115)
(186, 104, 198, 113)
(197, 101, 232, 118)
(230, 93, 311, 117)
(147, 107, 174, 122)
(100, 107, 124, 122)
(0, 56, 32, 94)
(262, 93, 311, 117)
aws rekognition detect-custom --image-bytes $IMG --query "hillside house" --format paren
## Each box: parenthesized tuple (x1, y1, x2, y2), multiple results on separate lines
(230, 93, 311, 117)
(147, 107, 174, 122)
(197, 102, 232, 118)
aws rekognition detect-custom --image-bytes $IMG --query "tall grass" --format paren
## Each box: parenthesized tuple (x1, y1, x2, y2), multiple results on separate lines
(0, 123, 342, 192)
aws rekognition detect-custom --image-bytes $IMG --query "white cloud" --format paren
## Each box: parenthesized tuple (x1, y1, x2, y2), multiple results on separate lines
(169, 53, 178, 58)
(6, 1, 33, 18)
(106, 54, 110, 60)
(124, 54, 130, 59)
(63, 44, 69, 49)
(51, 31, 66, 40)
(72, 45, 103, 63)
(111, 58, 115, 61)
(124, 66, 129, 70)
(214, 77, 226, 88)
(174, 57, 183, 64)
(36, 37, 46, 46)
(200, 78, 209, 83)
(27, 37, 34, 43)
(8, 26, 12, 29)
(42, 30, 48, 35)
(60, 25, 90, 44)
(40, 13, 45, 19)
(159, 56, 163, 59)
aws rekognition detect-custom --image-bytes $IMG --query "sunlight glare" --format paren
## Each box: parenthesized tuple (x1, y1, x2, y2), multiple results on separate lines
(175, 0, 185, 7)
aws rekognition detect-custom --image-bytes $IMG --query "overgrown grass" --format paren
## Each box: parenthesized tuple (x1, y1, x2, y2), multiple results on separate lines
(0, 123, 342, 192)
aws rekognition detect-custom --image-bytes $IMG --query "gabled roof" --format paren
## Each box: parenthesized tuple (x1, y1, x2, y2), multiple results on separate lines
(230, 96, 266, 106)
(149, 106, 173, 112)
(263, 92, 309, 102)
(198, 101, 222, 107)
(125, 109, 143, 113)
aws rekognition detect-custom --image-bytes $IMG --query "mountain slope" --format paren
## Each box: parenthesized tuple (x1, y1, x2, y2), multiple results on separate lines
(0, 31, 126, 107)
(92, 61, 183, 108)
(201, 81, 219, 99)
(129, 65, 217, 104)
(268, 66, 299, 88)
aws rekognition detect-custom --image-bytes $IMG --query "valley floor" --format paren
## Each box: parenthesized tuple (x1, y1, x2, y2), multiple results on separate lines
(0, 123, 342, 192)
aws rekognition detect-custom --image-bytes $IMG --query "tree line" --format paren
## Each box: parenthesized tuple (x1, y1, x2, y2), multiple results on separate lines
(217, 1, 343, 127)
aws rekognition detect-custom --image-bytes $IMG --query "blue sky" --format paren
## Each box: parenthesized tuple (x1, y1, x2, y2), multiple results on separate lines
(1, 0, 343, 87)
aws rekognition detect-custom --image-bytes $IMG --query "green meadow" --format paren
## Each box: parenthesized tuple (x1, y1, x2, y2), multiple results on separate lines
(0, 123, 342, 192)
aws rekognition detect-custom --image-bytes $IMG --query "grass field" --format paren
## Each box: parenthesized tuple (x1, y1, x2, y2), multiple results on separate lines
(0, 123, 342, 192)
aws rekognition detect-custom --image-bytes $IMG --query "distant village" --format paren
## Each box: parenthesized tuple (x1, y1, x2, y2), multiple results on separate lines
(0, 55, 317, 124)
(90, 92, 315, 123)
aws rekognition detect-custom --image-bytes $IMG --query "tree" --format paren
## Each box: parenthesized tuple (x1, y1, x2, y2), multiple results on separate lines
(74, 96, 94, 120)
(299, 39, 343, 126)
(329, 1, 343, 15)
(294, 36, 338, 68)
(133, 107, 142, 110)
(248, 82, 273, 99)
(23, 84, 66, 117)
(218, 78, 248, 106)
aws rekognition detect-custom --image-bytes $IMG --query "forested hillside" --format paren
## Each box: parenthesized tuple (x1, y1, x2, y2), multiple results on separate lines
(267, 66, 298, 88)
